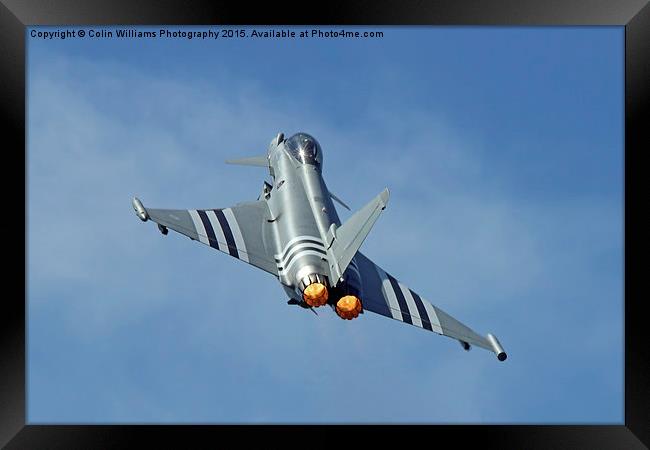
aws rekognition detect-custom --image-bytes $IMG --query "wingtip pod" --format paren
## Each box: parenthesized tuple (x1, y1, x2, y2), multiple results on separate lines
(486, 333, 507, 362)
(132, 197, 149, 222)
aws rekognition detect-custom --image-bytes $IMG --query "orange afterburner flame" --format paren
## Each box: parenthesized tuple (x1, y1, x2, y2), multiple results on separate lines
(303, 283, 329, 307)
(336, 295, 362, 320)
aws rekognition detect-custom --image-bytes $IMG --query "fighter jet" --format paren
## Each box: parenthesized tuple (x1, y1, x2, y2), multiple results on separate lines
(132, 132, 507, 361)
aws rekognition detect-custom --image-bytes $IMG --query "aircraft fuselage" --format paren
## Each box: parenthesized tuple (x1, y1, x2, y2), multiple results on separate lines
(263, 134, 362, 308)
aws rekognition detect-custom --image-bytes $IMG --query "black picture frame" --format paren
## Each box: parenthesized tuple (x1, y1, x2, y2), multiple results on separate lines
(2, 1, 647, 448)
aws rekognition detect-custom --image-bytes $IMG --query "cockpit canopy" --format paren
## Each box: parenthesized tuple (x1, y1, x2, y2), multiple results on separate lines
(285, 133, 322, 166)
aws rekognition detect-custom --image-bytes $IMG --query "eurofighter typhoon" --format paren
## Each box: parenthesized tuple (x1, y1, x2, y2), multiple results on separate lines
(132, 132, 507, 361)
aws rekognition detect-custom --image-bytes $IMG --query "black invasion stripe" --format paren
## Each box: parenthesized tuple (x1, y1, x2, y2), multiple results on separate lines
(345, 266, 360, 279)
(197, 210, 220, 251)
(282, 246, 327, 268)
(346, 263, 360, 275)
(276, 238, 323, 262)
(410, 289, 433, 331)
(387, 274, 412, 325)
(345, 267, 361, 287)
(213, 209, 239, 258)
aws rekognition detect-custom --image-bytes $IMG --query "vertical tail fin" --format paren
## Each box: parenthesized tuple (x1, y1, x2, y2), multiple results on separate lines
(328, 188, 389, 281)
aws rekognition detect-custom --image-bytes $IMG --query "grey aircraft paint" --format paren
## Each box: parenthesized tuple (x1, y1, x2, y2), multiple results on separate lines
(132, 132, 507, 361)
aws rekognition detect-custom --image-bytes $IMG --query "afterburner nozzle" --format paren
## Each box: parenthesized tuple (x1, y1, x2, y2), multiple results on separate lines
(336, 295, 362, 320)
(303, 282, 329, 307)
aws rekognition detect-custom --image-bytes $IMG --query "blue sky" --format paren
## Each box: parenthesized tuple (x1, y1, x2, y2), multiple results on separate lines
(27, 26, 623, 423)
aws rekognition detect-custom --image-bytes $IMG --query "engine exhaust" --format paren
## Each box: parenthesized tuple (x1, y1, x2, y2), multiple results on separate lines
(336, 295, 362, 320)
(300, 274, 329, 307)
